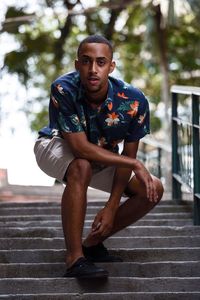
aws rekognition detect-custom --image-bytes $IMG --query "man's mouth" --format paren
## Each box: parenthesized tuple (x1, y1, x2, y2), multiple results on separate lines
(88, 77, 100, 85)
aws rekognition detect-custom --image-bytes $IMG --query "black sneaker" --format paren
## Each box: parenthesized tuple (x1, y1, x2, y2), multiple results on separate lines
(82, 243, 123, 262)
(64, 257, 109, 278)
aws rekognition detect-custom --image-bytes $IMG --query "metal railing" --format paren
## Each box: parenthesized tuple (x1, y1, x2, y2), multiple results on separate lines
(138, 136, 171, 188)
(171, 85, 200, 225)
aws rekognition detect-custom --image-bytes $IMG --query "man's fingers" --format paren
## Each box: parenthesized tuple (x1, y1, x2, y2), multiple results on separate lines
(135, 170, 159, 203)
(92, 221, 111, 237)
(92, 215, 101, 231)
(146, 178, 158, 202)
(99, 224, 111, 237)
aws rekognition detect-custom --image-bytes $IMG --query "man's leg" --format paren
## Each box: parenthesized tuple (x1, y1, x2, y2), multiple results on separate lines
(109, 175, 164, 235)
(84, 175, 164, 246)
(61, 158, 92, 267)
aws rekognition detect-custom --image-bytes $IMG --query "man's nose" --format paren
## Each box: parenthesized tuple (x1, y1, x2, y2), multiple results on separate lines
(89, 61, 97, 73)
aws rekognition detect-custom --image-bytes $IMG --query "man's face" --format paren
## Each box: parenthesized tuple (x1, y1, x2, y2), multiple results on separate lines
(75, 43, 115, 97)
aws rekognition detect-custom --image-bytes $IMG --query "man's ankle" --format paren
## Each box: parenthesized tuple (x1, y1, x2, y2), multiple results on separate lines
(82, 240, 98, 248)
(66, 254, 84, 268)
(83, 237, 102, 248)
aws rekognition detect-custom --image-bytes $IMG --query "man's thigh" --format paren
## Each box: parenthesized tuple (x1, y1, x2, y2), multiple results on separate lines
(34, 136, 134, 193)
(90, 166, 116, 194)
(90, 167, 135, 195)
(34, 136, 74, 183)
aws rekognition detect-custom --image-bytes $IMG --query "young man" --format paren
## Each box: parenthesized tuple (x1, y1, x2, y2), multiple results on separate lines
(34, 35, 163, 279)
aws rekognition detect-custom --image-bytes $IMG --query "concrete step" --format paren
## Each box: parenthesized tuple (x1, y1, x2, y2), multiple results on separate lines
(0, 205, 193, 216)
(0, 277, 199, 295)
(0, 219, 193, 227)
(0, 190, 198, 299)
(1, 261, 200, 278)
(0, 226, 199, 238)
(0, 236, 199, 250)
(1, 292, 200, 300)
(0, 248, 199, 263)
(0, 212, 193, 221)
(0, 199, 192, 207)
(86, 212, 194, 220)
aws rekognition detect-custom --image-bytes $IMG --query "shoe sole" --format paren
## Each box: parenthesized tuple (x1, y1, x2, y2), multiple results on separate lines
(65, 270, 109, 279)
(86, 256, 123, 263)
(77, 271, 109, 279)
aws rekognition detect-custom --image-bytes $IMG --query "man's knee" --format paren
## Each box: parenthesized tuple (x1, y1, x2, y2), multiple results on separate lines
(126, 175, 164, 201)
(65, 158, 92, 185)
(142, 177, 164, 202)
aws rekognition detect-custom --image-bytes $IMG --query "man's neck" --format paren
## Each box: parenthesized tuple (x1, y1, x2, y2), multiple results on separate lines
(85, 90, 108, 109)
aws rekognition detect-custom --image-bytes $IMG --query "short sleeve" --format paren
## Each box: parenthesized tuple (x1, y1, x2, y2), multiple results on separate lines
(125, 95, 150, 142)
(50, 82, 84, 133)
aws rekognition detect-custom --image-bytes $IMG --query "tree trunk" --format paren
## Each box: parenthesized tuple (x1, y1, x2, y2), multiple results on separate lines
(153, 4, 170, 136)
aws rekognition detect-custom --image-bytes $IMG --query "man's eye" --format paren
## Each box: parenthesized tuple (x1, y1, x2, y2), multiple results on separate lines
(97, 60, 106, 66)
(82, 58, 90, 64)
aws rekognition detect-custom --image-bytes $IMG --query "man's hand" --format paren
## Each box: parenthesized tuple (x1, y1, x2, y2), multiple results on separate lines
(91, 206, 116, 238)
(134, 160, 158, 203)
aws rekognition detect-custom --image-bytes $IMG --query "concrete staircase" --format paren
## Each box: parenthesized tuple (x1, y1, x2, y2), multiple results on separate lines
(0, 186, 200, 299)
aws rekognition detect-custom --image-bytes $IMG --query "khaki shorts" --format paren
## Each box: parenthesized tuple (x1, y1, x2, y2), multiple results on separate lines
(34, 136, 134, 194)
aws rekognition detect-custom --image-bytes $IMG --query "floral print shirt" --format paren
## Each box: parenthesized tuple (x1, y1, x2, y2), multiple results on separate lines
(39, 71, 150, 154)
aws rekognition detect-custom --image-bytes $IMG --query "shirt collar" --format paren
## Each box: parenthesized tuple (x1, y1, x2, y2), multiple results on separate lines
(78, 77, 114, 107)
(101, 78, 114, 109)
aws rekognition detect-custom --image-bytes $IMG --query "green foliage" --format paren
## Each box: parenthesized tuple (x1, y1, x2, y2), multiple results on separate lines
(2, 6, 35, 34)
(4, 50, 29, 81)
(30, 109, 49, 132)
(1, 0, 200, 134)
(150, 115, 162, 133)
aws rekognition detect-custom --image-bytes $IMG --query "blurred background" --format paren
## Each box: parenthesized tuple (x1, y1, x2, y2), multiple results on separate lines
(0, 0, 199, 186)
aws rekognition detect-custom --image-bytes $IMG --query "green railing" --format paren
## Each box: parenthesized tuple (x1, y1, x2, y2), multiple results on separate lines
(138, 137, 171, 188)
(171, 85, 200, 225)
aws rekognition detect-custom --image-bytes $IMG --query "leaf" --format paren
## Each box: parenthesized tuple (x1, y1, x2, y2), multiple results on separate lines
(2, 7, 35, 34)
(4, 51, 29, 82)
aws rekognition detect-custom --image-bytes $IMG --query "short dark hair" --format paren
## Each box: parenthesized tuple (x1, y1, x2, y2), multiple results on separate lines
(77, 35, 113, 59)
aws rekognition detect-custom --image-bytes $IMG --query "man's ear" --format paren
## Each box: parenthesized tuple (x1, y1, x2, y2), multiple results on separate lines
(109, 61, 116, 74)
(75, 59, 79, 71)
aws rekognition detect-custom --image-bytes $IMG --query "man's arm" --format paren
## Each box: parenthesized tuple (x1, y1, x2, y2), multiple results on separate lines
(106, 141, 139, 208)
(62, 131, 156, 198)
(62, 131, 157, 235)
(62, 130, 157, 201)
(91, 141, 139, 237)
(62, 131, 140, 169)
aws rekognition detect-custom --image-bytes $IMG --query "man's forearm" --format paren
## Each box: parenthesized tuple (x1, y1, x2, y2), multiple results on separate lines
(105, 142, 138, 210)
(105, 167, 132, 211)
(63, 132, 139, 170)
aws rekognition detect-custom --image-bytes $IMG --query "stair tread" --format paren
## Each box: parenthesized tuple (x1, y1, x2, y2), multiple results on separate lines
(0, 248, 199, 263)
(0, 206, 193, 216)
(0, 277, 200, 295)
(0, 292, 200, 300)
(0, 226, 199, 239)
(1, 261, 200, 278)
(0, 236, 199, 249)
(0, 191, 198, 297)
